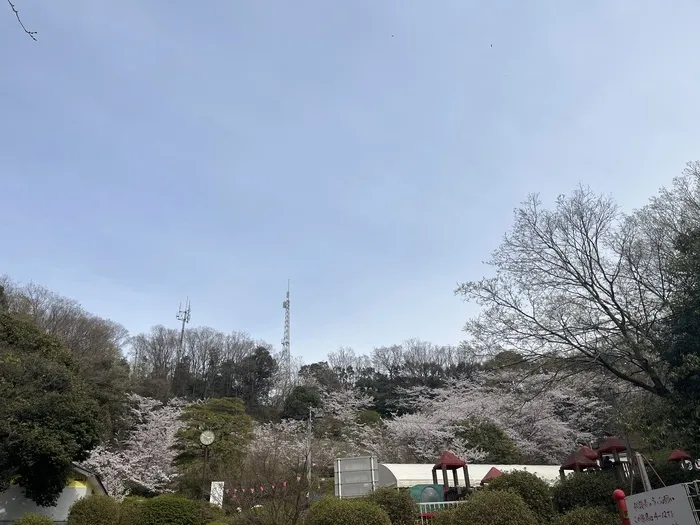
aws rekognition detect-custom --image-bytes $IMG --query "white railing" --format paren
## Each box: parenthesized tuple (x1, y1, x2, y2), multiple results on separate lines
(418, 501, 468, 524)
(684, 480, 700, 523)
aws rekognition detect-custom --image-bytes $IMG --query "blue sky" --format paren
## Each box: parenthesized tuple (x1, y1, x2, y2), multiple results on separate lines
(1, 0, 700, 363)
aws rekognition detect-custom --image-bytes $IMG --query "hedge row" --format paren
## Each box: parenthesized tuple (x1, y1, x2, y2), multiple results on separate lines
(65, 493, 224, 525)
(12, 515, 54, 525)
(485, 470, 622, 524)
(290, 470, 629, 525)
(47, 468, 655, 525)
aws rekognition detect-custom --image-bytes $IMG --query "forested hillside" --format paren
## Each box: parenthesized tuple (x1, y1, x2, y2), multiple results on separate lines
(2, 162, 700, 507)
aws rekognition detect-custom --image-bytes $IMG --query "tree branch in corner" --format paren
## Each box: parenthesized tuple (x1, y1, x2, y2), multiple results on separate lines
(7, 0, 37, 41)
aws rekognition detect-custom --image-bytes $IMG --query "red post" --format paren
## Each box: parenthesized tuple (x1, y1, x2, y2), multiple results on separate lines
(612, 489, 631, 525)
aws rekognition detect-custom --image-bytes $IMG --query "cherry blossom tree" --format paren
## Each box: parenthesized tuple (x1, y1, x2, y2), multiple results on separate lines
(249, 418, 310, 469)
(82, 394, 188, 497)
(252, 379, 604, 467)
(381, 411, 486, 463)
(320, 388, 373, 427)
(384, 373, 607, 464)
(248, 388, 383, 478)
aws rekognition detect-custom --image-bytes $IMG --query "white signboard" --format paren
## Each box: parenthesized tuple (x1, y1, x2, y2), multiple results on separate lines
(334, 456, 378, 498)
(209, 481, 225, 508)
(626, 483, 698, 525)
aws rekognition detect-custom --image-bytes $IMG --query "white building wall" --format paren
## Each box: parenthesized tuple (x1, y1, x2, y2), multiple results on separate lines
(0, 485, 90, 523)
(377, 463, 561, 488)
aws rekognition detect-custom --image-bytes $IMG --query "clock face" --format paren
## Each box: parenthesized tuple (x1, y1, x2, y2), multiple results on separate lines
(200, 430, 215, 446)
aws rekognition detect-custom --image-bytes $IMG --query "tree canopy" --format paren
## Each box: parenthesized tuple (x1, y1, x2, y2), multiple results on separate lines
(172, 397, 253, 498)
(660, 224, 700, 450)
(0, 311, 102, 506)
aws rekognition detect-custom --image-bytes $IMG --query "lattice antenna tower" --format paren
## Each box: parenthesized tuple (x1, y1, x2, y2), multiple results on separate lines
(176, 297, 191, 362)
(282, 280, 291, 383)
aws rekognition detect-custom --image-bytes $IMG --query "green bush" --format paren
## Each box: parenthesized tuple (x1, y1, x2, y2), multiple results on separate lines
(118, 496, 146, 525)
(431, 508, 459, 525)
(67, 494, 120, 525)
(12, 514, 54, 525)
(304, 497, 391, 525)
(551, 472, 620, 514)
(201, 502, 227, 523)
(647, 456, 698, 489)
(365, 487, 418, 525)
(228, 510, 257, 525)
(446, 490, 538, 525)
(227, 506, 284, 525)
(553, 507, 620, 525)
(486, 470, 555, 523)
(141, 494, 200, 525)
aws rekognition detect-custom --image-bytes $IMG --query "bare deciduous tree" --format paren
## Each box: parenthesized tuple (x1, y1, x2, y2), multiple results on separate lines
(455, 185, 675, 397)
(371, 344, 404, 379)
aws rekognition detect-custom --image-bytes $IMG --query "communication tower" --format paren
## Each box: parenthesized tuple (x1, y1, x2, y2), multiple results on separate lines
(176, 297, 191, 362)
(282, 280, 291, 383)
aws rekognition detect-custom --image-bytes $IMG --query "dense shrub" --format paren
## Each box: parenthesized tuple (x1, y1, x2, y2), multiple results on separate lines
(304, 497, 391, 525)
(67, 494, 120, 525)
(227, 506, 284, 525)
(201, 502, 227, 523)
(12, 514, 54, 525)
(553, 507, 620, 525)
(486, 470, 555, 523)
(118, 496, 146, 525)
(440, 490, 538, 525)
(647, 456, 698, 489)
(141, 494, 200, 525)
(365, 487, 418, 525)
(551, 472, 619, 514)
(431, 507, 459, 525)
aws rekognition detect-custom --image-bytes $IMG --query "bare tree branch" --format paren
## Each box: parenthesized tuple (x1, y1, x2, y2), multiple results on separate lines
(456, 186, 675, 397)
(7, 0, 37, 41)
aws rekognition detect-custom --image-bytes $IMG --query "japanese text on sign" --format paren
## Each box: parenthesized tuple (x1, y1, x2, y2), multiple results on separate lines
(626, 483, 698, 525)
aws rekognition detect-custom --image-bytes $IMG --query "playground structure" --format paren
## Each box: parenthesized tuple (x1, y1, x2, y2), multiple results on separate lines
(432, 452, 469, 501)
(334, 452, 560, 503)
(376, 459, 560, 502)
(377, 452, 560, 522)
(334, 438, 700, 523)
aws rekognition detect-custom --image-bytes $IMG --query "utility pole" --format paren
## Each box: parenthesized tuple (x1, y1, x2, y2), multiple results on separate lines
(306, 406, 313, 486)
(176, 297, 191, 363)
(282, 280, 291, 387)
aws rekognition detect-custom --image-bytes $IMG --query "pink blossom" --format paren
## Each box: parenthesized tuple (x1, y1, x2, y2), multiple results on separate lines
(82, 394, 187, 497)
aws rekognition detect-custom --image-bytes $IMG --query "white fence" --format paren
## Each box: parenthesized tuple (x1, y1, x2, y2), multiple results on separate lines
(685, 480, 700, 523)
(418, 501, 468, 524)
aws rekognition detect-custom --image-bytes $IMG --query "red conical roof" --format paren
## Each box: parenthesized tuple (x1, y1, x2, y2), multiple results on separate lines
(598, 437, 626, 454)
(668, 449, 692, 462)
(480, 467, 503, 485)
(578, 445, 599, 460)
(432, 451, 466, 469)
(561, 450, 598, 471)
